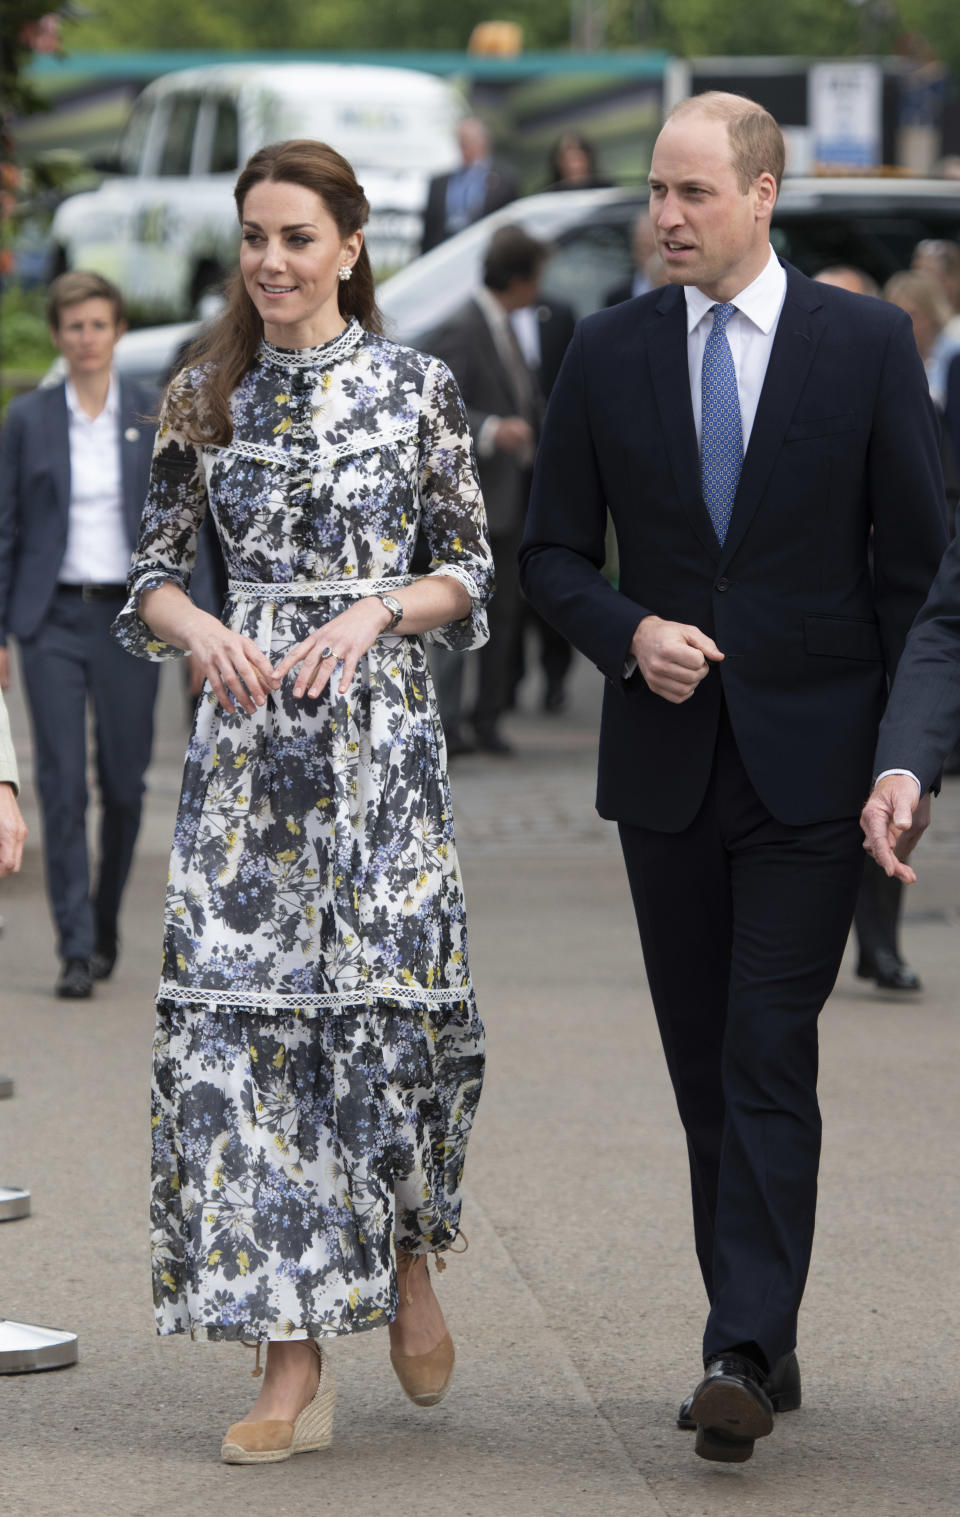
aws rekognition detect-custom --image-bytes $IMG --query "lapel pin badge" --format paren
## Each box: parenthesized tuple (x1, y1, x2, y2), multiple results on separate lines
(124, 427, 140, 442)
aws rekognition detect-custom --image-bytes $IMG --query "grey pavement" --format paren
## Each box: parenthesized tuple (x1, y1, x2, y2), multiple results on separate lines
(1, 653, 958, 1517)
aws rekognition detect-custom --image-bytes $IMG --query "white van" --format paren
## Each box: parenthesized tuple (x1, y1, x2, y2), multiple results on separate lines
(49, 62, 465, 321)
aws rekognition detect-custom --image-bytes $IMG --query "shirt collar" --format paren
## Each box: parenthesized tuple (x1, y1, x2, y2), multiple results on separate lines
(685, 247, 785, 335)
(65, 371, 120, 422)
(474, 284, 510, 333)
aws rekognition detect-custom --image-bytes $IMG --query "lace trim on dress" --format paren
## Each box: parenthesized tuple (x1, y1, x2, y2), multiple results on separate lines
(157, 983, 474, 1013)
(227, 576, 414, 601)
(204, 420, 419, 474)
(258, 319, 365, 371)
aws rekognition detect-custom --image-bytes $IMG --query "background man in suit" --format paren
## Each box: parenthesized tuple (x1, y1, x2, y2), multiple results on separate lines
(426, 225, 548, 753)
(520, 93, 947, 1463)
(509, 294, 577, 713)
(420, 117, 518, 255)
(604, 211, 661, 306)
(861, 531, 960, 880)
(0, 271, 159, 999)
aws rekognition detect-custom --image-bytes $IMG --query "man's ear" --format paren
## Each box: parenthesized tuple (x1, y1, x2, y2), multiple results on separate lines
(755, 172, 777, 223)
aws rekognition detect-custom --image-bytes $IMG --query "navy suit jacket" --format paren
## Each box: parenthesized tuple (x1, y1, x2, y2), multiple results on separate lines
(0, 376, 156, 644)
(520, 263, 949, 831)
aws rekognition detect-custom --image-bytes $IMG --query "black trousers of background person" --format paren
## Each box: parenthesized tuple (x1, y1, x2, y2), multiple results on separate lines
(471, 524, 523, 738)
(618, 707, 864, 1370)
(19, 588, 159, 961)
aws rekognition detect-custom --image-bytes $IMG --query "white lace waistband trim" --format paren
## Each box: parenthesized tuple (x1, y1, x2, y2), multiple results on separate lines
(227, 576, 414, 601)
(157, 982, 473, 1013)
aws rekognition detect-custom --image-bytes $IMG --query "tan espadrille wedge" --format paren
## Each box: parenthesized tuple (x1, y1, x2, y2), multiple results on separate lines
(389, 1250, 456, 1407)
(221, 1341, 335, 1465)
(389, 1329, 455, 1407)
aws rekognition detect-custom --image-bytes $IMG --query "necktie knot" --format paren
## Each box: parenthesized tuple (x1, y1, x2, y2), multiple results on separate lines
(711, 301, 736, 332)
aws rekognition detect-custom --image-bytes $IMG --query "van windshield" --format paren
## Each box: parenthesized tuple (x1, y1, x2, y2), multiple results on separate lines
(270, 92, 460, 176)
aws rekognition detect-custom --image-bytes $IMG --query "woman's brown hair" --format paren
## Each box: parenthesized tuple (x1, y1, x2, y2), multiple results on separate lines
(170, 139, 383, 446)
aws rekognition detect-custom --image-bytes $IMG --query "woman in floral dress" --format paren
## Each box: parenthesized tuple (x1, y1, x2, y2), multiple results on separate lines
(113, 139, 493, 1462)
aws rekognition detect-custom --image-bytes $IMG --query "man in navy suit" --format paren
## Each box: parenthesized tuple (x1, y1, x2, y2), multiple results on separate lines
(0, 272, 158, 999)
(520, 94, 947, 1462)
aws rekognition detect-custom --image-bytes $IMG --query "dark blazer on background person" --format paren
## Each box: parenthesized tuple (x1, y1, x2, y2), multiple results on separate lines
(425, 295, 538, 534)
(420, 163, 519, 254)
(520, 263, 948, 832)
(0, 376, 156, 641)
(532, 298, 577, 399)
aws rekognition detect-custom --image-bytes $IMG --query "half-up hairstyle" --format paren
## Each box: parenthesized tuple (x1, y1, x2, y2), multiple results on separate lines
(169, 138, 383, 446)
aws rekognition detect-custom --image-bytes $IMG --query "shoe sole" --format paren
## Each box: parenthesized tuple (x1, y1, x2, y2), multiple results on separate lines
(689, 1377, 774, 1442)
(695, 1425, 756, 1463)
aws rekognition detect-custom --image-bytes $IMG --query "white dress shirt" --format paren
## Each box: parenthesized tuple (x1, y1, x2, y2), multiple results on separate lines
(59, 373, 133, 586)
(685, 246, 787, 450)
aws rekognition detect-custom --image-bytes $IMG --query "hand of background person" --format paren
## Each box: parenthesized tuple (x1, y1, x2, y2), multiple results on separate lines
(631, 615, 724, 703)
(181, 609, 279, 716)
(493, 417, 535, 455)
(0, 783, 27, 876)
(274, 597, 394, 701)
(860, 776, 931, 883)
(0, 647, 9, 691)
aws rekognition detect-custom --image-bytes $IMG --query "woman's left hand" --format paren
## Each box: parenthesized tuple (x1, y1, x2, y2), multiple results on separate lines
(274, 597, 394, 700)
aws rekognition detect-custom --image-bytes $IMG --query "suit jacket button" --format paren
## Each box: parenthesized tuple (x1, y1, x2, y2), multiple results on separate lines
(715, 577, 730, 592)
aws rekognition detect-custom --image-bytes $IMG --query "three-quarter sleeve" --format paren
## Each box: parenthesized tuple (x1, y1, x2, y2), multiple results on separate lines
(112, 371, 210, 661)
(418, 357, 495, 651)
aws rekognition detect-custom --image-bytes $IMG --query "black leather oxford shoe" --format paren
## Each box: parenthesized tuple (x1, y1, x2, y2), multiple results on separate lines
(55, 958, 93, 999)
(684, 1352, 776, 1463)
(677, 1348, 801, 1431)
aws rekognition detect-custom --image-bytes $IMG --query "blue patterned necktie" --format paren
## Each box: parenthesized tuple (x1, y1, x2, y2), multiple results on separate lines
(700, 302, 743, 546)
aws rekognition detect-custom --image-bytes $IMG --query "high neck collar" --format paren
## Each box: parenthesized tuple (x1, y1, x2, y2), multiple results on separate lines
(258, 318, 365, 371)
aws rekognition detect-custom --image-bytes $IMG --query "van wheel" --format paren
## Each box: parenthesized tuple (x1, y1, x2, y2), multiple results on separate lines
(191, 261, 226, 316)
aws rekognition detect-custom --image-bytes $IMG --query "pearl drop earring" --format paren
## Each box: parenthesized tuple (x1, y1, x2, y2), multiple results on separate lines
(338, 266, 353, 283)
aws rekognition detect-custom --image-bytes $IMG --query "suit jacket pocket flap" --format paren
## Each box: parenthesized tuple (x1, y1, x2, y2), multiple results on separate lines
(803, 614, 882, 661)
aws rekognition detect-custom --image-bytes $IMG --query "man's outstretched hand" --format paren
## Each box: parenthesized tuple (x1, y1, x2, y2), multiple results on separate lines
(860, 774, 930, 884)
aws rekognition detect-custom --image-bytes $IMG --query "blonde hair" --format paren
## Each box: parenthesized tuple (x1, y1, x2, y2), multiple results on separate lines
(668, 92, 786, 193)
(883, 270, 952, 331)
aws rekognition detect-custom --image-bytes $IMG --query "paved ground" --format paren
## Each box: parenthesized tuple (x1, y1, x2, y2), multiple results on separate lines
(1, 655, 958, 1517)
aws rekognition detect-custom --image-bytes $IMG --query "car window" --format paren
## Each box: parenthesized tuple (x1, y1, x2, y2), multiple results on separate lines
(541, 213, 638, 319)
(158, 95, 201, 177)
(118, 98, 154, 176)
(210, 101, 239, 175)
(772, 209, 960, 285)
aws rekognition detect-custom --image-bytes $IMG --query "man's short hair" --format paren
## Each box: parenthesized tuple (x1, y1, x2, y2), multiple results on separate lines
(668, 91, 786, 194)
(46, 270, 126, 331)
(483, 226, 549, 292)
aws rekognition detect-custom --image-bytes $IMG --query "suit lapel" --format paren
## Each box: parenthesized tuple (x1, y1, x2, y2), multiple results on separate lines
(645, 286, 720, 561)
(719, 267, 825, 568)
(48, 383, 71, 522)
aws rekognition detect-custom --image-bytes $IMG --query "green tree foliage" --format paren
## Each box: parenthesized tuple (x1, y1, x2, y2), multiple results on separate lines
(53, 0, 960, 76)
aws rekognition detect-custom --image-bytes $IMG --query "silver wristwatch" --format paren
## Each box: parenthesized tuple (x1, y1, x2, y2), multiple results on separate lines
(376, 593, 404, 631)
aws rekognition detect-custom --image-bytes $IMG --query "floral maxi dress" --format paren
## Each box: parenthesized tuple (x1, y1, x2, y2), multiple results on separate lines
(113, 320, 494, 1344)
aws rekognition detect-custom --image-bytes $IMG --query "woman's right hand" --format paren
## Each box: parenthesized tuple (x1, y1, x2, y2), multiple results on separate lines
(184, 611, 280, 715)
